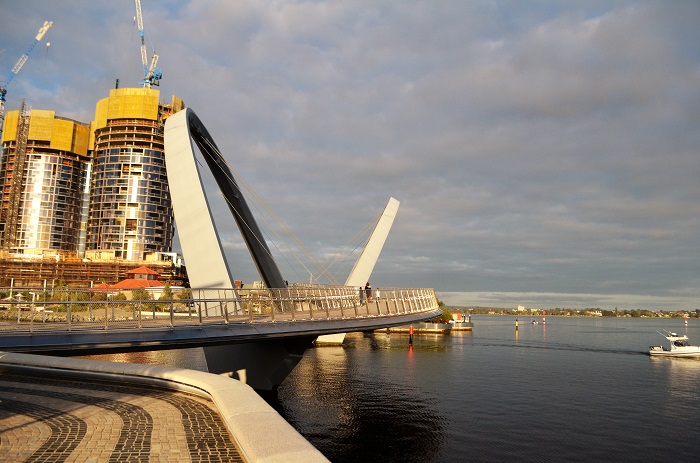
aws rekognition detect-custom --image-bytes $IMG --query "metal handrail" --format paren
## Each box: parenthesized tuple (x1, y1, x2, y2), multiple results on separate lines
(0, 285, 439, 334)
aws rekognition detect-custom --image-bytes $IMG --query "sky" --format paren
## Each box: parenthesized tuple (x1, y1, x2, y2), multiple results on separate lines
(1, 1, 700, 310)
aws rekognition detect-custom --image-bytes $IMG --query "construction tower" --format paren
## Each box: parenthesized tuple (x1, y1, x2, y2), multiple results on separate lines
(85, 87, 184, 261)
(0, 102, 91, 253)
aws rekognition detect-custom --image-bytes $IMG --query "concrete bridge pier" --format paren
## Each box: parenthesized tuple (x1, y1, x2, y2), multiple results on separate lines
(203, 337, 316, 391)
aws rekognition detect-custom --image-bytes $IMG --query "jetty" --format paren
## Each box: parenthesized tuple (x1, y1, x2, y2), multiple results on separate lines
(378, 318, 473, 334)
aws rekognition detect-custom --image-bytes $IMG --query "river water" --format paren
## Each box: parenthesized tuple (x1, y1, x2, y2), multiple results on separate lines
(88, 316, 700, 462)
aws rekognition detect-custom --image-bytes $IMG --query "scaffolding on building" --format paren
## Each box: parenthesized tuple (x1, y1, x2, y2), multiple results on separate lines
(1, 99, 30, 249)
(0, 250, 186, 289)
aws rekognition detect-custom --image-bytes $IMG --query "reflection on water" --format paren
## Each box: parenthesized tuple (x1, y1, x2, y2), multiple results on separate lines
(650, 356, 700, 418)
(272, 332, 447, 463)
(276, 319, 700, 463)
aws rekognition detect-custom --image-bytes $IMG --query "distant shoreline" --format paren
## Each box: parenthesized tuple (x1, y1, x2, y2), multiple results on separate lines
(446, 307, 697, 319)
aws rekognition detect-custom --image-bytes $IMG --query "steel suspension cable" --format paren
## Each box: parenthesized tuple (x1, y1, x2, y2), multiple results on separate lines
(195, 136, 330, 283)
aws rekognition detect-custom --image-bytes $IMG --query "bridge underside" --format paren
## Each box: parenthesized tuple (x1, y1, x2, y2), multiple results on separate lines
(203, 338, 316, 391)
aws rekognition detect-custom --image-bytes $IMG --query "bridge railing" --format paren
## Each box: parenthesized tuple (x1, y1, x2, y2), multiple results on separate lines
(0, 285, 439, 333)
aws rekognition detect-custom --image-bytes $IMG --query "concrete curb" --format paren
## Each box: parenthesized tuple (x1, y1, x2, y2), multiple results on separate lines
(0, 351, 329, 463)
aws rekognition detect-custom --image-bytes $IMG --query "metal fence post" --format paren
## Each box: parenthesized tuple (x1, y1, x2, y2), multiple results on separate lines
(337, 287, 345, 318)
(352, 291, 359, 317)
(223, 300, 229, 325)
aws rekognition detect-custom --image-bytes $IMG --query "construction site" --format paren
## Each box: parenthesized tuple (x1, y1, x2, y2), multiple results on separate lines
(0, 4, 188, 289)
(0, 250, 186, 288)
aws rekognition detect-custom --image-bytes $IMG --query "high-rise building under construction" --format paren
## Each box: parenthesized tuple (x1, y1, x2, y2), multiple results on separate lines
(85, 87, 184, 261)
(0, 88, 185, 287)
(0, 102, 91, 254)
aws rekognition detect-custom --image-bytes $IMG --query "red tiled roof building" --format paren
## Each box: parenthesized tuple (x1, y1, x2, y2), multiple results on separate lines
(110, 265, 165, 289)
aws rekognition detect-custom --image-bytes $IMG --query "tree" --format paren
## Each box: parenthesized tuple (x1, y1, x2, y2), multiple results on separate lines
(158, 282, 174, 311)
(429, 300, 453, 323)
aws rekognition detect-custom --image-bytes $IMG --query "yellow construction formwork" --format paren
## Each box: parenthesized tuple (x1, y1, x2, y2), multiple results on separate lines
(50, 118, 75, 151)
(0, 111, 19, 144)
(27, 109, 55, 141)
(2, 109, 89, 156)
(72, 122, 90, 157)
(92, 87, 161, 131)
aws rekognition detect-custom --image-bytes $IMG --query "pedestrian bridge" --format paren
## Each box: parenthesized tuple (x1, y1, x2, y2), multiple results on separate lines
(0, 285, 440, 389)
(0, 285, 442, 390)
(0, 107, 443, 390)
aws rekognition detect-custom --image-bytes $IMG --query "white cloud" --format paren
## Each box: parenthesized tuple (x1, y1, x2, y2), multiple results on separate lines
(2, 1, 700, 309)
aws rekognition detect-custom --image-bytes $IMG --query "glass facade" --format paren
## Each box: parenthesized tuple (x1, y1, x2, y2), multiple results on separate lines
(0, 110, 90, 253)
(0, 89, 183, 262)
(19, 152, 89, 250)
(86, 118, 173, 261)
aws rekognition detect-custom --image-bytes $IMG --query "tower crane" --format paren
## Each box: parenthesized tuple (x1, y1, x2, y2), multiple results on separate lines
(0, 20, 53, 136)
(134, 0, 161, 88)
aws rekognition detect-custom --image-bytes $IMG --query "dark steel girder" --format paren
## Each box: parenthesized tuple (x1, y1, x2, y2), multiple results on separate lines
(185, 108, 287, 290)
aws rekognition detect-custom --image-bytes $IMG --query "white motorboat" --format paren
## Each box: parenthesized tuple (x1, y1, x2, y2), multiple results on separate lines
(649, 331, 700, 357)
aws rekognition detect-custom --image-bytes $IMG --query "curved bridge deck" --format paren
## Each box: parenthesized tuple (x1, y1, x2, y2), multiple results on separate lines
(0, 285, 441, 354)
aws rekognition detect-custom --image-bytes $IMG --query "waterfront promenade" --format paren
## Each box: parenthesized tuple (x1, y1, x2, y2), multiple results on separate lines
(0, 352, 329, 462)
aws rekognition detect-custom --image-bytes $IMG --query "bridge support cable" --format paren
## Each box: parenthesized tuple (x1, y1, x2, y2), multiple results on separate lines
(165, 108, 286, 290)
(196, 137, 322, 284)
(183, 119, 393, 287)
(188, 120, 383, 286)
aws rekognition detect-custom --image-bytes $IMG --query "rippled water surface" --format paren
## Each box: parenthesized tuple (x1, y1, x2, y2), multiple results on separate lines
(273, 316, 700, 462)
(89, 316, 700, 462)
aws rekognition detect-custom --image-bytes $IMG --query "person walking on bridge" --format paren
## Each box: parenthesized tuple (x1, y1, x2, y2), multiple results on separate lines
(365, 282, 372, 301)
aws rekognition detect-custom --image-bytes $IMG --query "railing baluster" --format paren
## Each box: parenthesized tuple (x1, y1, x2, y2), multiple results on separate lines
(290, 290, 296, 321)
(309, 289, 314, 320)
(352, 291, 359, 317)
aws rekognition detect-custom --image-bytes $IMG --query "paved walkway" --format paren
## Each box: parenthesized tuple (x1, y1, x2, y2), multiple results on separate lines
(0, 371, 245, 462)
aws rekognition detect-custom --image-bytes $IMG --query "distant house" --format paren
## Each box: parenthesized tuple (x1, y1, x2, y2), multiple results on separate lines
(95, 265, 182, 299)
(111, 266, 164, 289)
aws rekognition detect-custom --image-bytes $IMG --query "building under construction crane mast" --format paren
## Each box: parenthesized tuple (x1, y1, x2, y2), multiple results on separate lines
(0, 20, 53, 140)
(134, 0, 162, 88)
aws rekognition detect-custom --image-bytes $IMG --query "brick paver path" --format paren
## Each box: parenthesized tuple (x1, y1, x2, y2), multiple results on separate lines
(0, 372, 245, 462)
